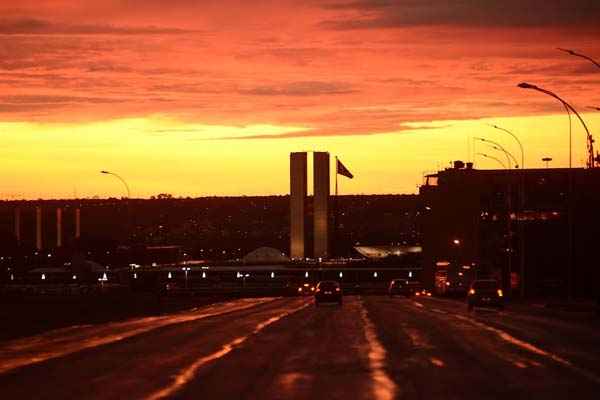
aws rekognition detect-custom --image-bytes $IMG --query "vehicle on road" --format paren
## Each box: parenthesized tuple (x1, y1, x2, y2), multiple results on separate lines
(297, 283, 315, 296)
(388, 279, 421, 297)
(467, 279, 504, 311)
(315, 280, 342, 306)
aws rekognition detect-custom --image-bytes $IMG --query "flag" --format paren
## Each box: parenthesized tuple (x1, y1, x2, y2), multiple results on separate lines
(336, 158, 354, 179)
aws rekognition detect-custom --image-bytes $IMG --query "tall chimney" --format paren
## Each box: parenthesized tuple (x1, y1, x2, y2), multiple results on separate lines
(36, 206, 42, 251)
(56, 208, 62, 247)
(75, 208, 81, 239)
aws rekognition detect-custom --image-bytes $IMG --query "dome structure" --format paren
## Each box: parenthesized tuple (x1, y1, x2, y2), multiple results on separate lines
(243, 247, 289, 264)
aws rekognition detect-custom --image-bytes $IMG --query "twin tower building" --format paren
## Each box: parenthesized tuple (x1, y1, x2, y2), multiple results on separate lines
(290, 151, 330, 260)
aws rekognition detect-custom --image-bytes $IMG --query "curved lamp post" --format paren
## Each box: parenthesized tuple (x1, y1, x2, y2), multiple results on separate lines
(557, 48, 600, 69)
(474, 137, 519, 168)
(517, 82, 595, 168)
(476, 152, 508, 169)
(100, 170, 131, 198)
(488, 124, 525, 169)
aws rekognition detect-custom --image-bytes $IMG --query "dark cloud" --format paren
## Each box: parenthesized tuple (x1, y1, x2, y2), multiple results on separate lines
(0, 18, 195, 35)
(240, 81, 356, 96)
(320, 0, 600, 29)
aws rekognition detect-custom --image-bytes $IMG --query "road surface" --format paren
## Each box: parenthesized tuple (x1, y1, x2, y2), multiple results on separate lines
(1, 295, 599, 399)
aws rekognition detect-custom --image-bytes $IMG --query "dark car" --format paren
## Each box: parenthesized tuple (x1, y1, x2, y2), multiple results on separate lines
(315, 280, 342, 306)
(467, 279, 504, 311)
(389, 279, 409, 297)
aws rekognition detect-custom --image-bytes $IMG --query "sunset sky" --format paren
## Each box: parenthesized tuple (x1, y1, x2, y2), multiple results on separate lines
(1, 0, 599, 199)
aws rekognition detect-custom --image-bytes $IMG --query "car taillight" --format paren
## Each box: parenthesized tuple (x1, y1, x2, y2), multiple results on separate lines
(469, 288, 475, 295)
(415, 292, 420, 296)
(335, 287, 341, 292)
(497, 289, 503, 297)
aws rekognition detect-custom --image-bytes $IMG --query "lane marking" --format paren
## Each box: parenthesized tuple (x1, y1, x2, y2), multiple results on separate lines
(145, 301, 311, 400)
(359, 300, 398, 400)
(412, 301, 424, 308)
(453, 314, 600, 384)
(0, 298, 277, 374)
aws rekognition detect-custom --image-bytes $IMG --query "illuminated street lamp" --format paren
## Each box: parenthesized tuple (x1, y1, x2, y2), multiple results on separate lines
(452, 239, 461, 246)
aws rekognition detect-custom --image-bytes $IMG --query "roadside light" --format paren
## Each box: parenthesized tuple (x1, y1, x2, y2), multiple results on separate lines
(271, 272, 275, 279)
(469, 288, 475, 295)
(298, 287, 302, 292)
(427, 292, 432, 297)
(133, 273, 138, 279)
(335, 287, 341, 292)
(72, 274, 77, 280)
(408, 271, 413, 278)
(453, 239, 461, 246)
(339, 272, 343, 278)
(497, 289, 503, 297)
(446, 281, 451, 286)
(168, 272, 172, 279)
(305, 271, 309, 278)
(415, 291, 420, 296)
(41, 273, 46, 280)
(102, 272, 108, 281)
(10, 273, 14, 281)
(202, 272, 207, 278)
(373, 272, 378, 278)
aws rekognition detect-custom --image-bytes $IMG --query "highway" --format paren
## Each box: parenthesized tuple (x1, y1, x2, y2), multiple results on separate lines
(1, 295, 599, 399)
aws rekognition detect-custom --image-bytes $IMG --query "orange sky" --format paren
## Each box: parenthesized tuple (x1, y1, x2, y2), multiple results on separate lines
(1, 1, 599, 198)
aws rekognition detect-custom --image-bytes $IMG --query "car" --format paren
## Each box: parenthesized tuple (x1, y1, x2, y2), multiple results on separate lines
(467, 279, 504, 311)
(297, 282, 315, 296)
(389, 279, 409, 297)
(315, 280, 342, 306)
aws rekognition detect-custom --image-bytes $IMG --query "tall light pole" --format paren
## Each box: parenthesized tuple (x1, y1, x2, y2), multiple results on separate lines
(517, 82, 595, 169)
(475, 138, 514, 296)
(100, 170, 131, 198)
(100, 170, 133, 243)
(517, 82, 583, 300)
(488, 124, 526, 297)
(557, 48, 600, 69)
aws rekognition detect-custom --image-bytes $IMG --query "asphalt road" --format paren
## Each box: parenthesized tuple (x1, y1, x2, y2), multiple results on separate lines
(1, 295, 599, 399)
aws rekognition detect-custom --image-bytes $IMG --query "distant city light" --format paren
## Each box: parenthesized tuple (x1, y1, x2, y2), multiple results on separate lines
(408, 271, 413, 278)
(10, 273, 14, 281)
(168, 272, 172, 279)
(133, 273, 138, 279)
(305, 271, 309, 278)
(373, 272, 378, 278)
(41, 273, 46, 280)
(72, 274, 77, 280)
(339, 272, 343, 278)
(202, 272, 207, 278)
(270, 272, 275, 278)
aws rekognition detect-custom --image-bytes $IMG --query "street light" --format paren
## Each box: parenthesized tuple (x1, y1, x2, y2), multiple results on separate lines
(100, 170, 131, 198)
(476, 152, 507, 169)
(488, 124, 525, 169)
(557, 48, 600, 69)
(517, 82, 596, 168)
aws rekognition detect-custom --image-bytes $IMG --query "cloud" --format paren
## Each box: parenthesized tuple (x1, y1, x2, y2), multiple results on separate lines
(320, 0, 600, 29)
(0, 18, 195, 35)
(240, 81, 356, 96)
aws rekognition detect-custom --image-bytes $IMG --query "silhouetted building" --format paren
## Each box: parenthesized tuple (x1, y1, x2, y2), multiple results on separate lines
(290, 152, 307, 259)
(313, 152, 330, 259)
(420, 161, 600, 299)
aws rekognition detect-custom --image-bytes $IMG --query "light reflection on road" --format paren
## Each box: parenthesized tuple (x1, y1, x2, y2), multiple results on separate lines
(0, 298, 276, 374)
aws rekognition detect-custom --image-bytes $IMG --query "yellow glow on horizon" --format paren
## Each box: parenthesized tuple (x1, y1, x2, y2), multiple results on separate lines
(1, 113, 598, 199)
